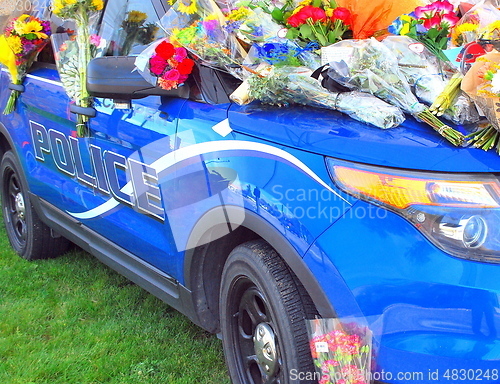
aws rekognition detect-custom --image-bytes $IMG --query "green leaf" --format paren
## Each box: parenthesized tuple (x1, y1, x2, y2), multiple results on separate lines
(317, 34, 327, 46)
(285, 28, 299, 39)
(327, 30, 339, 44)
(299, 23, 312, 39)
(427, 28, 439, 39)
(271, 7, 284, 22)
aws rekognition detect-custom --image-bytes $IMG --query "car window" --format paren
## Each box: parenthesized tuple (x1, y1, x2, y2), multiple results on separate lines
(99, 0, 165, 56)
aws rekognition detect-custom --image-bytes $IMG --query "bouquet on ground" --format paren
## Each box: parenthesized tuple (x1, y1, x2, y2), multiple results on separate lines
(462, 52, 500, 154)
(0, 14, 51, 114)
(235, 65, 405, 129)
(135, 38, 195, 90)
(307, 318, 372, 384)
(51, 0, 104, 137)
(322, 38, 464, 146)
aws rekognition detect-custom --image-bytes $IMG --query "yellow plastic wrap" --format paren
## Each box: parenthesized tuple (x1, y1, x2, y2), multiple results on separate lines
(336, 0, 423, 39)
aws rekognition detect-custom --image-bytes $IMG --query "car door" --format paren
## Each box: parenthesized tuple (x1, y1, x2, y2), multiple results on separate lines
(23, 0, 186, 275)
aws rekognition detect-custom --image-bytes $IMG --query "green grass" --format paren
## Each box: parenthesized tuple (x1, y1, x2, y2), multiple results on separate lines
(0, 222, 231, 384)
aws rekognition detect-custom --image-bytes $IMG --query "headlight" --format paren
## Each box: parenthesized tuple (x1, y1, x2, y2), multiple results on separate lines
(327, 158, 500, 263)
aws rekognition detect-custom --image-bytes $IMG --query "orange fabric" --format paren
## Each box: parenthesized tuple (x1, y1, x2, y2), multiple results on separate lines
(336, 0, 424, 39)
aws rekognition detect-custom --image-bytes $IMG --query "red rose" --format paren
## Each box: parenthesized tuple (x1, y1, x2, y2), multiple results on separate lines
(300, 6, 326, 23)
(287, 13, 307, 27)
(332, 7, 351, 24)
(156, 41, 175, 60)
(177, 58, 195, 75)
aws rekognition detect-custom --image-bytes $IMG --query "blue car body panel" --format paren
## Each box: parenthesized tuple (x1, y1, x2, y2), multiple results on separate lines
(1, 60, 499, 384)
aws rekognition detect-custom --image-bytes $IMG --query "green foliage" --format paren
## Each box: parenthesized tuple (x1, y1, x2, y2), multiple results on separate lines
(0, 222, 230, 384)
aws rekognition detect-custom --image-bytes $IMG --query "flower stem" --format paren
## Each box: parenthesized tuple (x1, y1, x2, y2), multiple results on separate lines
(417, 109, 464, 146)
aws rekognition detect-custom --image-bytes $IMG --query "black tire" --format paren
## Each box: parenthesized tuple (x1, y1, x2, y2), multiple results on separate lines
(1, 150, 70, 260)
(220, 240, 317, 384)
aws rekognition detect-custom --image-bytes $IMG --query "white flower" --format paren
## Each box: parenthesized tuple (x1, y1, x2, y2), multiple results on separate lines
(491, 71, 500, 94)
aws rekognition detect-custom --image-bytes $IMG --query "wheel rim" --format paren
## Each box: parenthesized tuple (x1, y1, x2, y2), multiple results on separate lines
(4, 168, 27, 249)
(229, 277, 283, 384)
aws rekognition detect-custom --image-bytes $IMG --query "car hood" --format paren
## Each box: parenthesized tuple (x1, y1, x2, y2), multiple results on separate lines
(228, 104, 500, 173)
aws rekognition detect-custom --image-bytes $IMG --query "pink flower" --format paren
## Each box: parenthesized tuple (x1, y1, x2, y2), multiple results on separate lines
(149, 54, 167, 75)
(441, 12, 460, 28)
(174, 46, 187, 61)
(164, 68, 180, 81)
(90, 34, 101, 47)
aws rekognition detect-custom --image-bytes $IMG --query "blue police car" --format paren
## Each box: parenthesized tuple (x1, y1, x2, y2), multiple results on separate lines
(0, 1, 499, 383)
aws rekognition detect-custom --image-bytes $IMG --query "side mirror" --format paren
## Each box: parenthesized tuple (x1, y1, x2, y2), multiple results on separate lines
(86, 56, 189, 100)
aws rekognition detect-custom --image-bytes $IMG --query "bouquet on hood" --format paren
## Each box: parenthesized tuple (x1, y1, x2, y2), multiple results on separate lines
(322, 38, 464, 146)
(238, 66, 405, 129)
(51, 0, 104, 137)
(0, 14, 51, 114)
(462, 52, 500, 154)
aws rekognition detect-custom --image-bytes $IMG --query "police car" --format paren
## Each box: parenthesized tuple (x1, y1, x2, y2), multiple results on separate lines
(1, 0, 499, 383)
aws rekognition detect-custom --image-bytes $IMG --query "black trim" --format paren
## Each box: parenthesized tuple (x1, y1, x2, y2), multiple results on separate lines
(69, 104, 97, 118)
(184, 206, 336, 318)
(8, 83, 25, 92)
(29, 194, 199, 324)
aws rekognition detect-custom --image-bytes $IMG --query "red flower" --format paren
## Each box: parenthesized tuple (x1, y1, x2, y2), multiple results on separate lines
(287, 12, 308, 27)
(177, 58, 195, 75)
(332, 7, 351, 24)
(422, 14, 443, 29)
(300, 6, 326, 23)
(156, 41, 175, 60)
(287, 5, 326, 27)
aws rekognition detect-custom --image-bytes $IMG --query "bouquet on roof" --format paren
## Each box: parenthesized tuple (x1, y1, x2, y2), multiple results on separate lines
(51, 0, 104, 137)
(307, 318, 373, 384)
(0, 14, 51, 115)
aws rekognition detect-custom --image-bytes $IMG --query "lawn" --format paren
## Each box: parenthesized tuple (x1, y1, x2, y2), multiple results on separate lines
(0, 221, 231, 384)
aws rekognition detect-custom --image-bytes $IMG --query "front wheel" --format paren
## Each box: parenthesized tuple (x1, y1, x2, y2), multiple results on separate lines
(1, 150, 70, 260)
(220, 240, 317, 384)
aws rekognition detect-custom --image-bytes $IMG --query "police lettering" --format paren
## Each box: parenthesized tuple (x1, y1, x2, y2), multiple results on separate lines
(29, 120, 165, 221)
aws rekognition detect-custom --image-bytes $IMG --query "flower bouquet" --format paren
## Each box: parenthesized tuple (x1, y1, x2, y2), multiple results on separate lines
(307, 318, 372, 384)
(381, 35, 480, 125)
(323, 38, 464, 146)
(135, 38, 195, 90)
(282, 0, 353, 47)
(118, 10, 159, 55)
(51, 0, 104, 137)
(389, 0, 460, 62)
(162, 0, 246, 77)
(0, 14, 51, 115)
(239, 65, 405, 129)
(462, 52, 500, 154)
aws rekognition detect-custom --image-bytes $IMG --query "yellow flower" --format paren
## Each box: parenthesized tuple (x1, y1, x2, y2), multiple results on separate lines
(14, 18, 48, 39)
(92, 0, 104, 10)
(481, 20, 500, 40)
(51, 0, 64, 15)
(168, 0, 176, 5)
(177, 0, 198, 15)
(325, 8, 334, 18)
(127, 10, 147, 23)
(6, 35, 22, 54)
(0, 35, 19, 79)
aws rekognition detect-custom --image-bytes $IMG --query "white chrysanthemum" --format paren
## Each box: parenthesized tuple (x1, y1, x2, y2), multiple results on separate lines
(491, 72, 500, 94)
